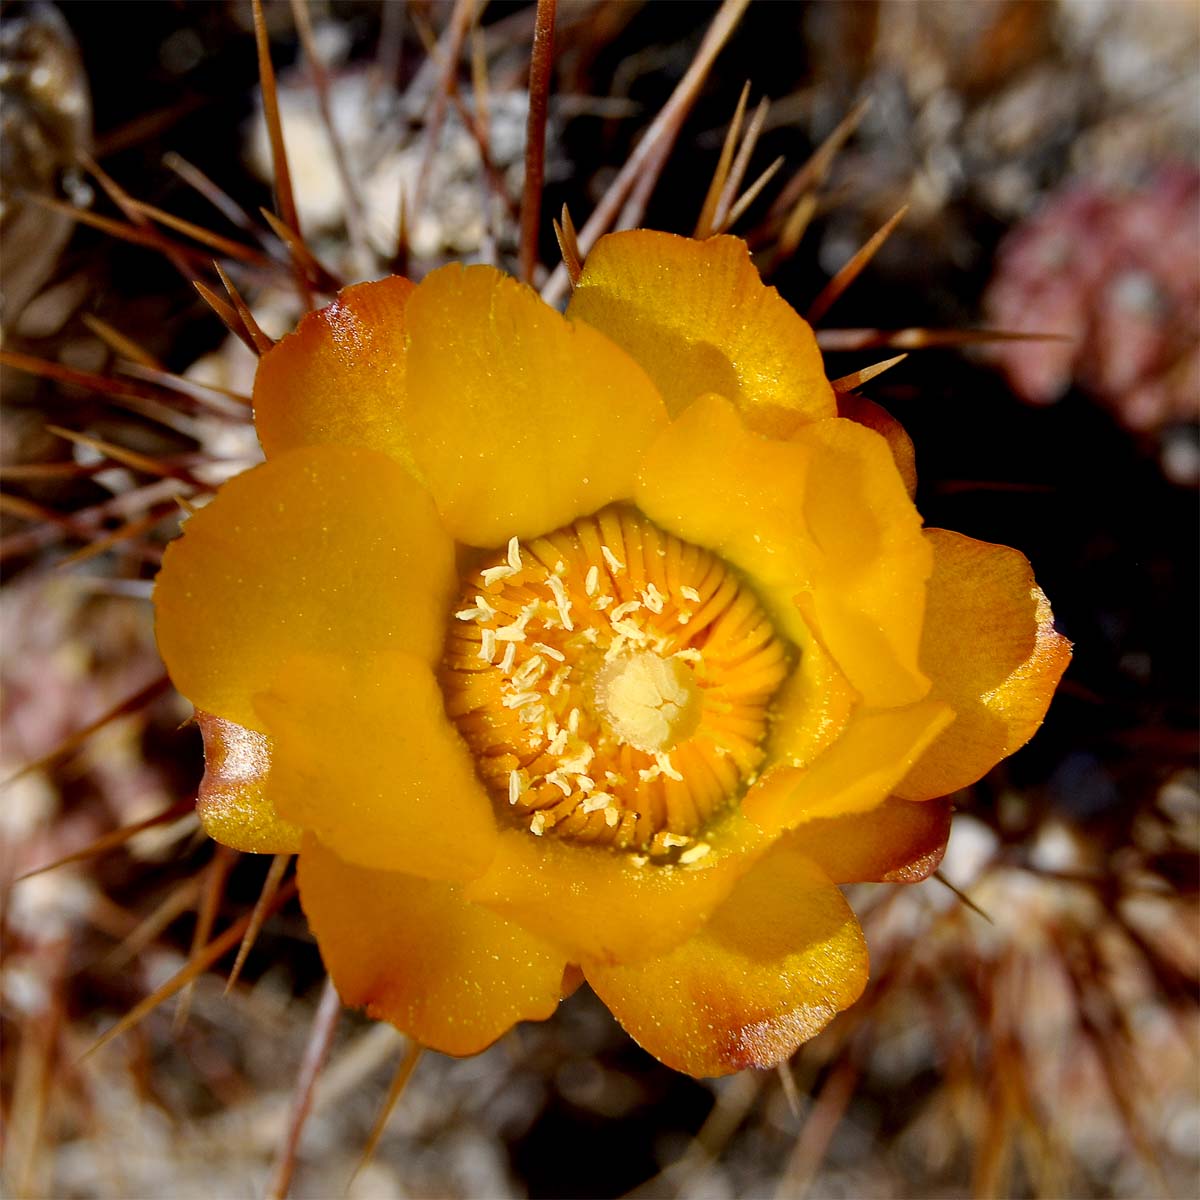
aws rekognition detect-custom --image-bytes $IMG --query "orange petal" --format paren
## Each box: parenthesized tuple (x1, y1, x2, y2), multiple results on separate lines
(585, 845, 867, 1077)
(255, 653, 497, 882)
(783, 796, 952, 884)
(837, 394, 916, 497)
(194, 712, 300, 854)
(401, 263, 667, 547)
(464, 814, 768, 966)
(743, 699, 955, 834)
(568, 230, 836, 436)
(298, 837, 566, 1057)
(253, 276, 420, 473)
(636, 394, 930, 707)
(896, 529, 1072, 800)
(154, 445, 456, 730)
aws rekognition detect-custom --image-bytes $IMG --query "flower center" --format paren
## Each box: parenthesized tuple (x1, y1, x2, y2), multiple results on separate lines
(592, 651, 702, 754)
(439, 507, 789, 858)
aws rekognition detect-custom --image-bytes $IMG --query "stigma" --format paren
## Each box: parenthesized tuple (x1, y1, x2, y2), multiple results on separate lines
(439, 507, 789, 858)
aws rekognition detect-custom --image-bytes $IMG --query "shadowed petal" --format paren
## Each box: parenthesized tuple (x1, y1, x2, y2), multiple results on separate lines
(743, 699, 954, 833)
(783, 796, 953, 884)
(464, 814, 768, 966)
(637, 394, 931, 707)
(298, 838, 566, 1058)
(569, 230, 836, 435)
(253, 276, 420, 473)
(897, 530, 1072, 800)
(154, 445, 456, 730)
(194, 712, 299, 854)
(256, 653, 497, 883)
(766, 632, 858, 770)
(585, 845, 867, 1077)
(837, 393, 917, 497)
(401, 263, 668, 547)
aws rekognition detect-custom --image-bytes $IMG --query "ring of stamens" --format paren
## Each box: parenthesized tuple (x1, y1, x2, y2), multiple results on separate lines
(439, 506, 790, 859)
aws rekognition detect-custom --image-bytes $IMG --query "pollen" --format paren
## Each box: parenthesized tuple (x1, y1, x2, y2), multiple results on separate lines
(439, 506, 790, 858)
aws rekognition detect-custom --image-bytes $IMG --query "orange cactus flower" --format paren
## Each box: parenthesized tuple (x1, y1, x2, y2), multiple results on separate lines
(153, 230, 1070, 1077)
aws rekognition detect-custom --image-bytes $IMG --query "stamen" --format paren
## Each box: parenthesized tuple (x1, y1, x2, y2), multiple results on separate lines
(439, 507, 789, 854)
(546, 770, 573, 796)
(641, 583, 665, 614)
(513, 655, 546, 686)
(495, 619, 528, 642)
(478, 628, 497, 662)
(654, 751, 684, 782)
(481, 563, 517, 586)
(658, 833, 690, 851)
(546, 574, 574, 631)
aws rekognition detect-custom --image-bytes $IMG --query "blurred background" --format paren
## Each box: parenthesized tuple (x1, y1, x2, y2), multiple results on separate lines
(1, 1, 1197, 1196)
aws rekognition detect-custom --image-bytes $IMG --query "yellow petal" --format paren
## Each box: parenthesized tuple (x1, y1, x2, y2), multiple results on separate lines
(783, 796, 952, 884)
(401, 263, 667, 547)
(896, 529, 1072, 800)
(253, 275, 419, 474)
(464, 814, 768, 966)
(194, 712, 300, 853)
(569, 230, 835, 435)
(837, 394, 917, 497)
(636, 394, 931, 707)
(585, 845, 867, 1077)
(255, 653, 497, 882)
(298, 838, 566, 1058)
(743, 699, 955, 833)
(154, 445, 456, 730)
(791, 415, 931, 705)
